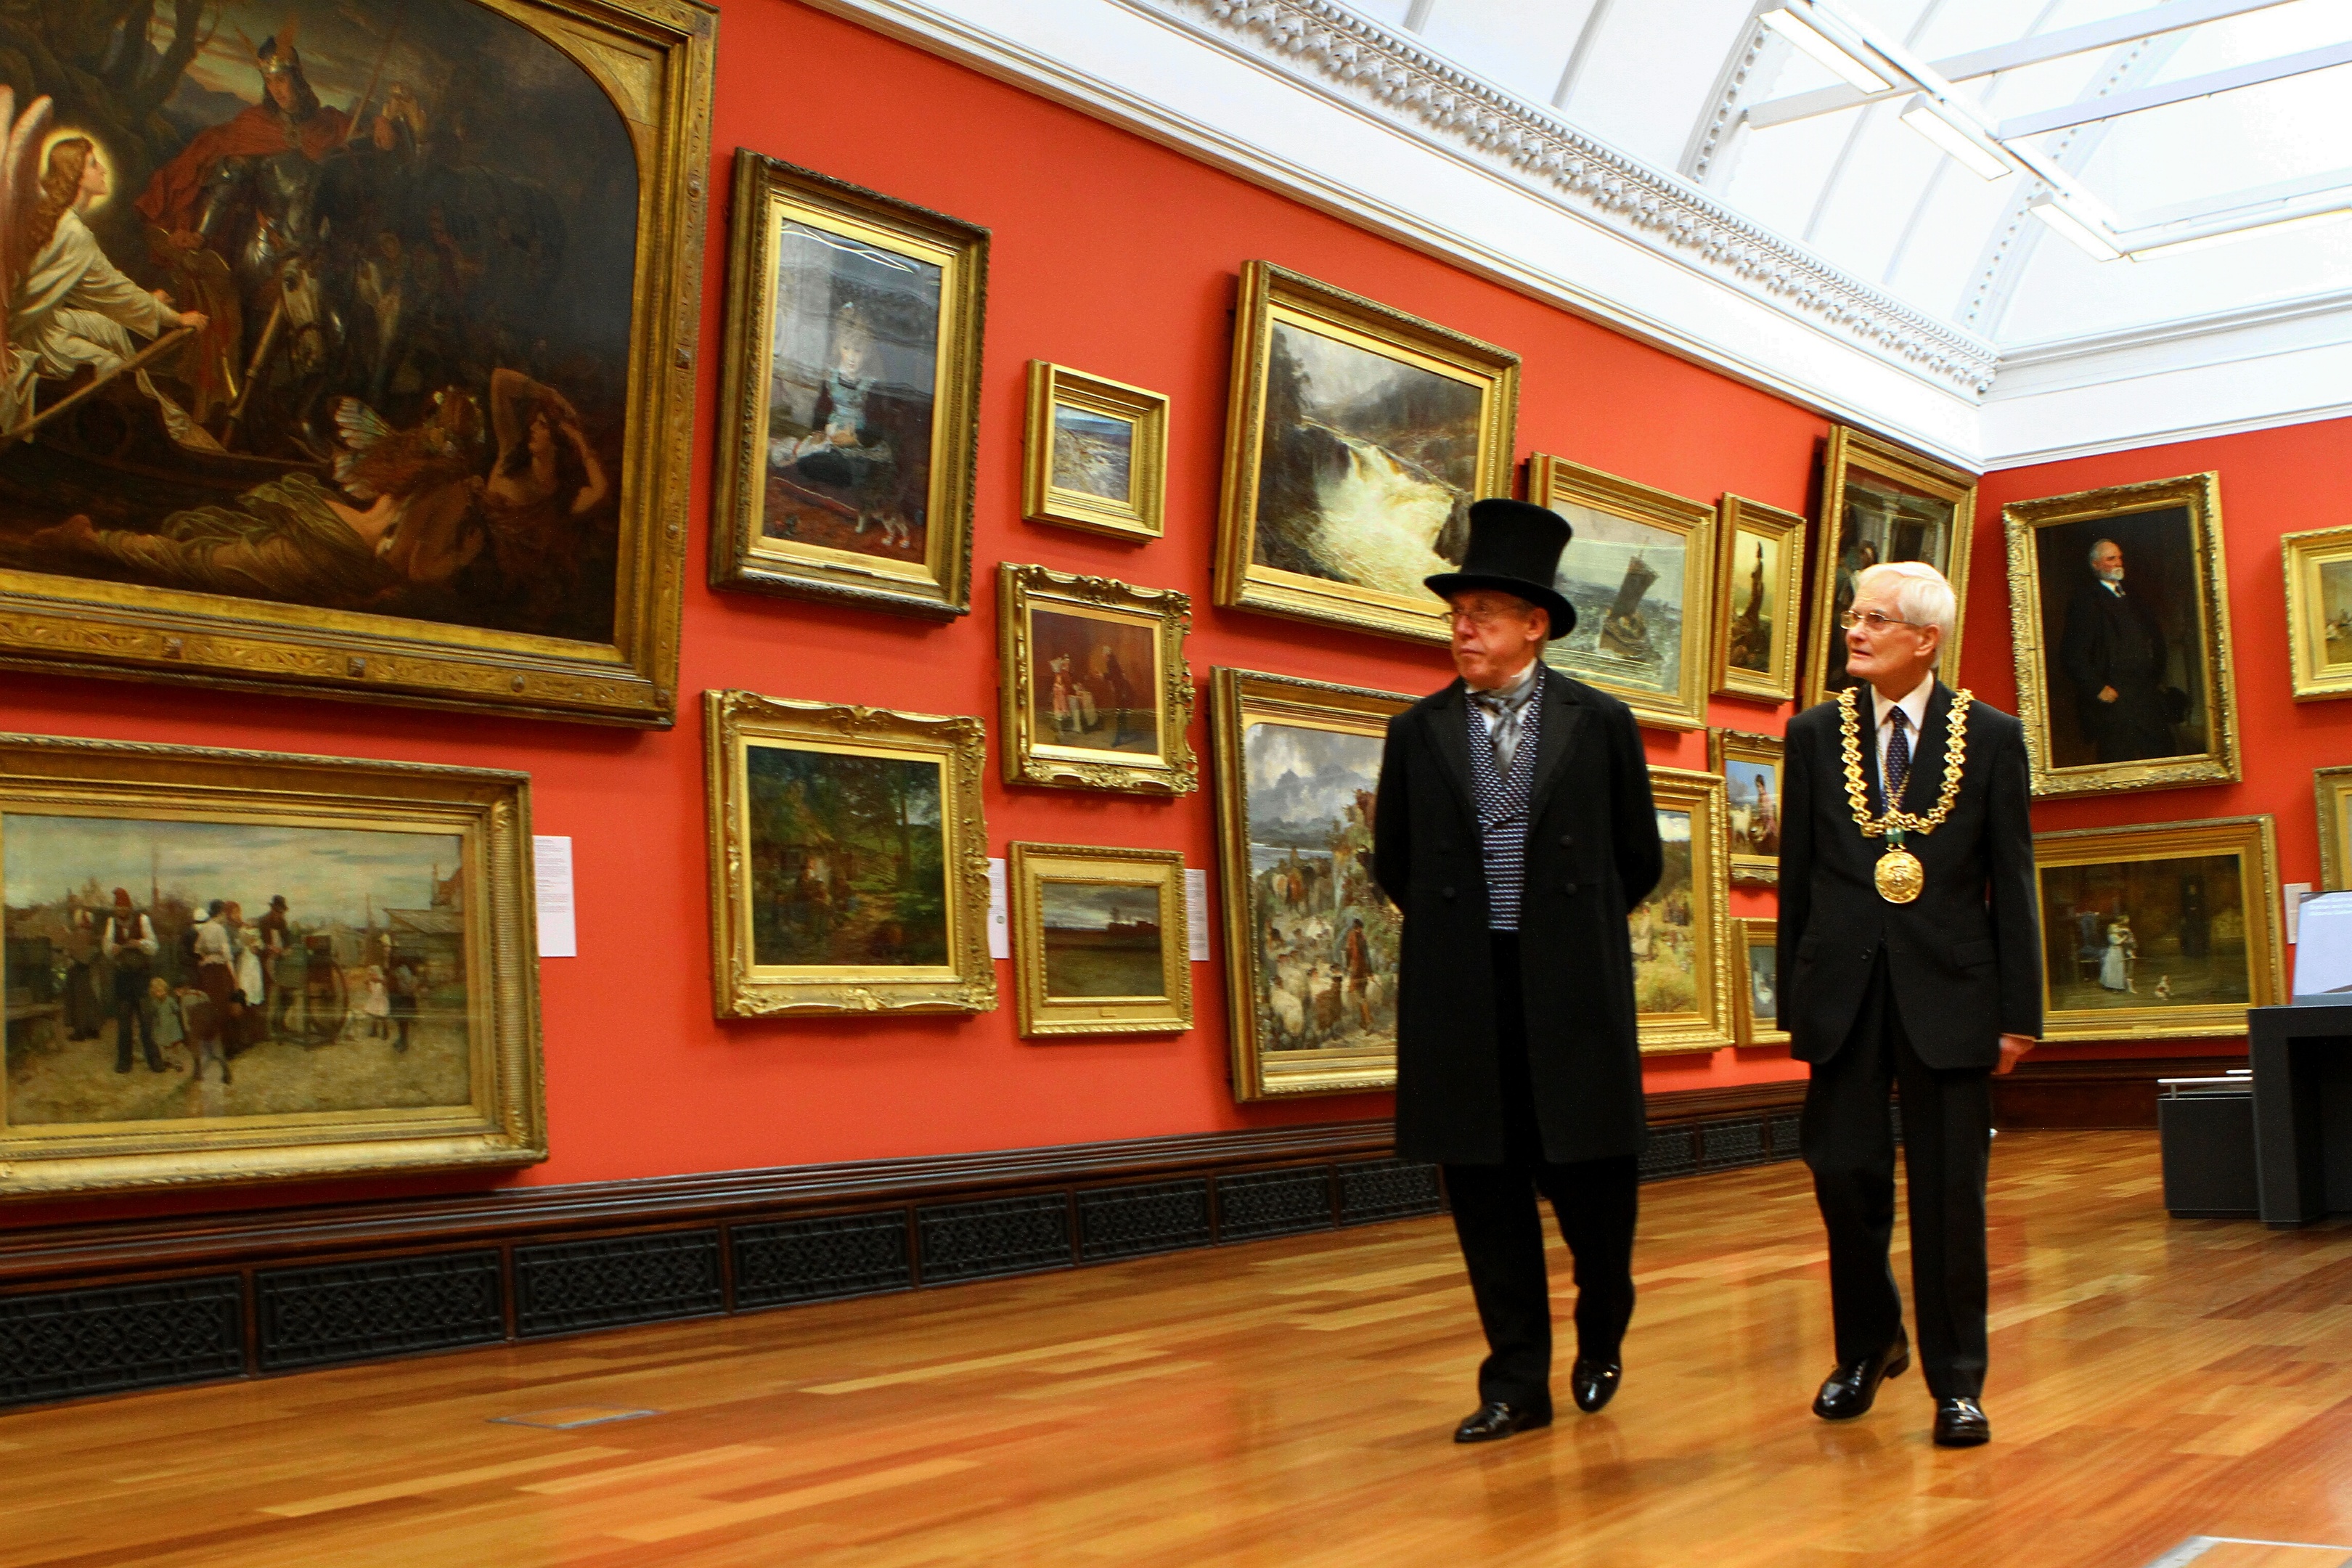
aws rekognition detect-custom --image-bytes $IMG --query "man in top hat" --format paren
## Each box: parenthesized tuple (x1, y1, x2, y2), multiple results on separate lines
(1779, 560, 2040, 1448)
(1373, 499, 1662, 1443)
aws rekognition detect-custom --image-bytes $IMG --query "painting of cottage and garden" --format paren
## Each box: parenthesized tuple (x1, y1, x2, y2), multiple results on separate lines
(744, 742, 949, 969)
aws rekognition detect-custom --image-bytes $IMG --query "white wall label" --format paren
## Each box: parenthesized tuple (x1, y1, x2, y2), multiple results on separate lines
(2287, 881, 2316, 944)
(1185, 868, 1210, 962)
(987, 858, 1010, 960)
(534, 836, 576, 958)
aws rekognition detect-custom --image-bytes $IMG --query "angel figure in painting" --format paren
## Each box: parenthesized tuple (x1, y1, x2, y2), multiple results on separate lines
(0, 97, 219, 449)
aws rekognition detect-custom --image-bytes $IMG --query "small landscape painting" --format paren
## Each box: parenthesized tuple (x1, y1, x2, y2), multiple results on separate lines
(1050, 405, 1134, 505)
(1039, 880, 1166, 999)
(744, 742, 947, 968)
(1632, 807, 1696, 1016)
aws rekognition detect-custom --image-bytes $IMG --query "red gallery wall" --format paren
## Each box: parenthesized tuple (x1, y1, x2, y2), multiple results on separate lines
(26, 0, 2329, 1228)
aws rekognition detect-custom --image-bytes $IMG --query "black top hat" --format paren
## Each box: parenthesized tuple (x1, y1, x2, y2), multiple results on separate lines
(1425, 499, 1576, 637)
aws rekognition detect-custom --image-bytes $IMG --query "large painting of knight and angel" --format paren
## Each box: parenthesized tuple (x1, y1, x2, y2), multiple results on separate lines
(1212, 263, 1519, 646)
(0, 733, 544, 1197)
(712, 152, 987, 620)
(1211, 668, 1410, 1101)
(0, 0, 714, 724)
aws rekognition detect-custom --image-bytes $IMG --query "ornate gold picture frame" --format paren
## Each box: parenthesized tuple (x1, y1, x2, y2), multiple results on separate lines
(1212, 668, 1410, 1100)
(1008, 844, 1191, 1039)
(0, 734, 544, 1199)
(712, 152, 987, 620)
(2003, 473, 2239, 799)
(997, 564, 1196, 795)
(704, 690, 993, 1018)
(0, 0, 714, 727)
(2315, 766, 2352, 890)
(1714, 494, 1808, 703)
(1023, 364, 1168, 541)
(2280, 524, 2352, 701)
(1214, 263, 1519, 645)
(1731, 917, 1789, 1048)
(1803, 428, 1977, 709)
(1638, 765, 1736, 1054)
(1529, 454, 1718, 732)
(1708, 728, 1784, 887)
(2033, 816, 2282, 1042)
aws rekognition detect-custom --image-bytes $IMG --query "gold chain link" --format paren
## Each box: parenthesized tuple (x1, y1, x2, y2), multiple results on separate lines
(1837, 685, 1972, 841)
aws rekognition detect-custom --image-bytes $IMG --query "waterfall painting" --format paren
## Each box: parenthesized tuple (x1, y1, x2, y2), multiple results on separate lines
(1214, 264, 1519, 645)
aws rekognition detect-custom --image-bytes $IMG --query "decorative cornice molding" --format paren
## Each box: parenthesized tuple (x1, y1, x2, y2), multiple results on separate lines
(1148, 0, 1997, 395)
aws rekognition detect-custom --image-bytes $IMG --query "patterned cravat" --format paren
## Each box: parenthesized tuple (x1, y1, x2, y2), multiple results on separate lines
(1884, 706, 1912, 808)
(1471, 671, 1539, 773)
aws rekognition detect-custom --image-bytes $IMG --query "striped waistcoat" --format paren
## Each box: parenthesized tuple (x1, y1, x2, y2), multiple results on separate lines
(1466, 686, 1543, 933)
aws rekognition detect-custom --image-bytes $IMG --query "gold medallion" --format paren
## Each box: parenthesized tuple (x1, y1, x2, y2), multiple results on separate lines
(1874, 844, 1924, 904)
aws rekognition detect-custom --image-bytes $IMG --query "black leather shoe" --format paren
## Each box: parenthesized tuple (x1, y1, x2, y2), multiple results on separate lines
(1932, 1396, 1990, 1447)
(1811, 1334, 1910, 1421)
(1452, 1400, 1552, 1443)
(1570, 1357, 1621, 1413)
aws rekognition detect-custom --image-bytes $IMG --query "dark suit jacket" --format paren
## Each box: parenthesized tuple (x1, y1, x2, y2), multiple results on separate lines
(1776, 682, 2041, 1069)
(1373, 666, 1662, 1164)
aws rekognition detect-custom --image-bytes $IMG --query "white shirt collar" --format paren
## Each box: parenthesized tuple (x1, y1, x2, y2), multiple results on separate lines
(1469, 658, 1542, 704)
(1872, 672, 1935, 735)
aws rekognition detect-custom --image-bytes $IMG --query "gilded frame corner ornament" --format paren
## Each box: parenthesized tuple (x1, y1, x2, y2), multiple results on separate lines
(2031, 814, 2283, 1044)
(1802, 427, 1978, 711)
(1713, 494, 1808, 704)
(997, 563, 1197, 796)
(2280, 523, 2352, 702)
(1731, 917, 1790, 1048)
(1008, 842, 1193, 1040)
(2315, 765, 2352, 891)
(1638, 764, 1736, 1055)
(0, 734, 545, 1199)
(1212, 666, 1411, 1101)
(1528, 454, 1718, 732)
(1213, 261, 1519, 646)
(711, 151, 988, 621)
(1022, 363, 1169, 541)
(703, 689, 995, 1019)
(2002, 472, 2240, 799)
(1708, 727, 1784, 887)
(0, 0, 715, 728)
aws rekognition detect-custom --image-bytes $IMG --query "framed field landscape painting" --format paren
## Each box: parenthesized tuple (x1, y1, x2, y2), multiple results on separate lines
(0, 0, 715, 726)
(713, 152, 987, 620)
(1214, 264, 1519, 645)
(1803, 428, 1977, 708)
(1008, 844, 1190, 1039)
(1636, 766, 1735, 1054)
(1529, 455, 1717, 731)
(1212, 668, 1410, 1100)
(704, 690, 993, 1018)
(0, 735, 544, 1198)
(1023, 363, 1168, 541)
(997, 564, 1196, 796)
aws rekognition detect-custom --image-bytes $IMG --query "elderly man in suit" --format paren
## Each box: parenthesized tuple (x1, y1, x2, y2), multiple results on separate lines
(1779, 560, 2041, 1449)
(1373, 499, 1662, 1444)
(2060, 537, 2177, 763)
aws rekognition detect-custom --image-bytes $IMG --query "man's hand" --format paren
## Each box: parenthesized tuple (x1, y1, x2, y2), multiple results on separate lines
(2098, 685, 2118, 703)
(1995, 1033, 2035, 1075)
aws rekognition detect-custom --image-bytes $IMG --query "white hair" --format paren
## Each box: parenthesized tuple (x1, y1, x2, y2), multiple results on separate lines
(1854, 560, 1956, 641)
(2088, 538, 2120, 568)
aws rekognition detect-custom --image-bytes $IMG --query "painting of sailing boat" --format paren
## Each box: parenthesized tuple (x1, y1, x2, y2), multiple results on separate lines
(1216, 264, 1518, 644)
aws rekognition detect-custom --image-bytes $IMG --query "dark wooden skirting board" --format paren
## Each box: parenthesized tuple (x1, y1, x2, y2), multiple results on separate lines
(0, 1086, 1808, 1413)
(1992, 1052, 2246, 1130)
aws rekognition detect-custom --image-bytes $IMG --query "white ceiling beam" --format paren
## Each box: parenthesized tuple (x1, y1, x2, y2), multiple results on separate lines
(1402, 0, 1436, 31)
(1997, 39, 2352, 138)
(1744, 0, 2298, 131)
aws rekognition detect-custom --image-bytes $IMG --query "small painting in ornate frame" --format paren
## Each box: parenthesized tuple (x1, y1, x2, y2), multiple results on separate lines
(2315, 767, 2352, 889)
(712, 152, 987, 620)
(704, 690, 992, 1018)
(1637, 765, 1736, 1054)
(1802, 428, 1977, 708)
(1212, 668, 1410, 1100)
(1731, 918, 1790, 1048)
(1709, 729, 1784, 886)
(2032, 815, 2282, 1043)
(998, 564, 1196, 795)
(1214, 262, 1519, 645)
(0, 734, 544, 1199)
(1024, 364, 1168, 541)
(1527, 455, 1718, 731)
(2003, 473, 2239, 799)
(1008, 844, 1191, 1039)
(2280, 524, 2352, 702)
(1714, 494, 1807, 703)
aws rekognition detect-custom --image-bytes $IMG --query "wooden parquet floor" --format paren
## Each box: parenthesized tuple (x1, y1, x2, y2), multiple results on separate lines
(5, 1130, 2352, 1568)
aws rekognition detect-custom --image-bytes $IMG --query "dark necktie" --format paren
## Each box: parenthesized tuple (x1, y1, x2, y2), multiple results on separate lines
(1885, 706, 1911, 809)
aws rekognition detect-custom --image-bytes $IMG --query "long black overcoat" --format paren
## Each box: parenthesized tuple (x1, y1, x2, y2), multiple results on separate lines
(1372, 667, 1663, 1166)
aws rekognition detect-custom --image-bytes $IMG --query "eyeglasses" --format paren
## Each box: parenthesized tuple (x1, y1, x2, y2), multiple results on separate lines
(1837, 609, 1925, 632)
(1449, 606, 1530, 629)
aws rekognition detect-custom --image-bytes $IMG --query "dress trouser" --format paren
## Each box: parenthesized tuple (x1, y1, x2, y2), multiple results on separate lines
(1442, 934, 1640, 1414)
(1800, 951, 1993, 1400)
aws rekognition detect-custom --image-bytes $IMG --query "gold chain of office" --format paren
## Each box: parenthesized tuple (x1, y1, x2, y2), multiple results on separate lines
(1836, 684, 1972, 904)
